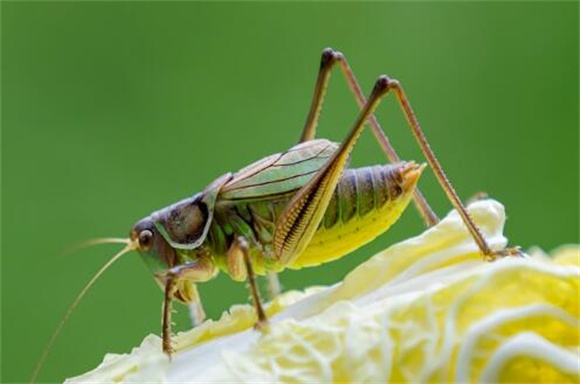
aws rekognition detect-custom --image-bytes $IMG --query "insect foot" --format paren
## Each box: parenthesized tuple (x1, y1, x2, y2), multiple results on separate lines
(484, 246, 526, 262)
(162, 272, 179, 357)
(65, 200, 579, 383)
(254, 318, 271, 334)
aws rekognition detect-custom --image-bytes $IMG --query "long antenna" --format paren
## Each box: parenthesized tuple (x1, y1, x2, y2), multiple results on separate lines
(64, 237, 132, 256)
(30, 241, 136, 383)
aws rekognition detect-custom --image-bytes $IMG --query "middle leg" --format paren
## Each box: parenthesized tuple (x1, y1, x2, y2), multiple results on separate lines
(228, 236, 269, 328)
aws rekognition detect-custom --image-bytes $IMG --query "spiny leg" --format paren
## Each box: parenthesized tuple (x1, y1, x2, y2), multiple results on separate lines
(162, 258, 216, 355)
(278, 74, 518, 265)
(299, 48, 439, 227)
(299, 50, 518, 260)
(162, 278, 177, 355)
(229, 236, 268, 328)
(386, 80, 521, 259)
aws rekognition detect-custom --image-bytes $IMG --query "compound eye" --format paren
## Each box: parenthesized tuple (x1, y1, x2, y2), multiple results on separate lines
(138, 229, 154, 251)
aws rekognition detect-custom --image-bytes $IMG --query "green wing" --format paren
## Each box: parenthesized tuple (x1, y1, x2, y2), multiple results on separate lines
(220, 139, 338, 201)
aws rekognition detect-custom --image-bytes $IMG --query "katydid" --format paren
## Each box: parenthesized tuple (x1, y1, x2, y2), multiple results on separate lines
(31, 48, 520, 382)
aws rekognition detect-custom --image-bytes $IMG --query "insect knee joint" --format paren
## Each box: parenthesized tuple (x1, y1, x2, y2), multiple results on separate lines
(320, 48, 341, 68)
(165, 270, 180, 288)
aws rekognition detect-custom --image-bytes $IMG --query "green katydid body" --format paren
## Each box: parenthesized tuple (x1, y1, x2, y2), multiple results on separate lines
(136, 138, 422, 298)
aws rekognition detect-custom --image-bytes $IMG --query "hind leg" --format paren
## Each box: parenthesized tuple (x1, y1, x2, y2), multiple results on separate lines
(299, 48, 438, 227)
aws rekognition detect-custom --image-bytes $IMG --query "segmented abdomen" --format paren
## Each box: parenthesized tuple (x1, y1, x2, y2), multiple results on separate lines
(322, 164, 405, 230)
(290, 162, 416, 269)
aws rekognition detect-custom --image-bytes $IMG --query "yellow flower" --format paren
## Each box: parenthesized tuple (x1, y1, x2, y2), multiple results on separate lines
(66, 200, 580, 383)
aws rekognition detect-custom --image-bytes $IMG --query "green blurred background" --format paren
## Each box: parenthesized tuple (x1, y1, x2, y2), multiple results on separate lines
(1, 1, 578, 383)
